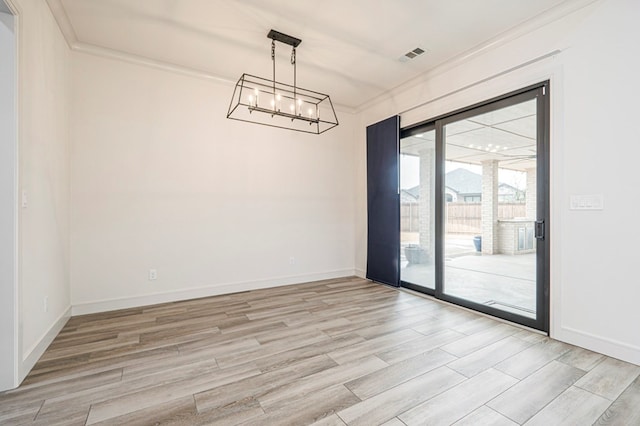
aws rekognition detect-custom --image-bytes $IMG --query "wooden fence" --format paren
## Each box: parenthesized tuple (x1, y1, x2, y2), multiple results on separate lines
(401, 202, 526, 234)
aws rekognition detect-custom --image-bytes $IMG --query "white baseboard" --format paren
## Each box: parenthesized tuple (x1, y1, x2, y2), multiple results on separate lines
(554, 326, 640, 366)
(354, 268, 366, 278)
(71, 269, 356, 316)
(20, 306, 71, 383)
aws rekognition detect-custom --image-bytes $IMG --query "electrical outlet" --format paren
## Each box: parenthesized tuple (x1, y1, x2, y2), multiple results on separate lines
(44, 296, 48, 312)
(289, 257, 296, 265)
(149, 269, 157, 280)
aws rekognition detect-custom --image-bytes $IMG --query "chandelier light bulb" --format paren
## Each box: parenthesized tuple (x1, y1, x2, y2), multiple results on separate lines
(297, 98, 303, 112)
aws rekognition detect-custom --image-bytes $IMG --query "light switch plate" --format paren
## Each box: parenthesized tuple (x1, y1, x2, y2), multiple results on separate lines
(570, 194, 604, 210)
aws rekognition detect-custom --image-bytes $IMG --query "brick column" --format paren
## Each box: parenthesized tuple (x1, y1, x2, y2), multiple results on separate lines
(419, 147, 434, 261)
(525, 167, 537, 220)
(481, 160, 499, 255)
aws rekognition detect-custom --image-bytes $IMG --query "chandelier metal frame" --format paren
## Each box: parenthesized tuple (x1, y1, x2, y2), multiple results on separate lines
(227, 29, 339, 135)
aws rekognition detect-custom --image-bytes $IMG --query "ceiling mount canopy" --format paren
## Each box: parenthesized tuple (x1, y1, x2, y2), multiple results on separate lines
(227, 29, 339, 135)
(266, 29, 301, 48)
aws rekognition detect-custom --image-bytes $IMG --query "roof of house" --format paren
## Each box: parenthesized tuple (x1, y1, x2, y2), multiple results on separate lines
(404, 186, 420, 199)
(401, 189, 418, 203)
(446, 168, 481, 195)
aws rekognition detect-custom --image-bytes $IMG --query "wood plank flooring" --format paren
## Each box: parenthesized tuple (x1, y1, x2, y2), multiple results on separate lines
(1, 277, 639, 425)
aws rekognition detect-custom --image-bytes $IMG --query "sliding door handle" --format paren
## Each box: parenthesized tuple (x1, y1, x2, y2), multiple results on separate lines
(535, 220, 545, 240)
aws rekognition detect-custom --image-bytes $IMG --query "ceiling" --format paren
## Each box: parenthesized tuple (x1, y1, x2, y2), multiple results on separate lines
(402, 98, 536, 171)
(49, 0, 579, 109)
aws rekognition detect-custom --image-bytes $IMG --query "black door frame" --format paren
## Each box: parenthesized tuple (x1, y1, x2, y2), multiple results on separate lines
(399, 82, 550, 332)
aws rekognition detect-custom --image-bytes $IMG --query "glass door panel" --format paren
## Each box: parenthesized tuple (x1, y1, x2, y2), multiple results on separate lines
(442, 98, 538, 319)
(400, 129, 436, 291)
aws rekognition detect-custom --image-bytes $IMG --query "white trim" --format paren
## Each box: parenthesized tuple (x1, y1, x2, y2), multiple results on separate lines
(555, 326, 640, 366)
(0, 0, 19, 392)
(11, 0, 21, 392)
(72, 269, 356, 316)
(354, 268, 366, 278)
(73, 42, 234, 86)
(354, 0, 600, 113)
(19, 306, 71, 383)
(399, 50, 561, 117)
(44, 0, 77, 48)
(397, 52, 562, 129)
(46, 1, 600, 115)
(70, 43, 359, 115)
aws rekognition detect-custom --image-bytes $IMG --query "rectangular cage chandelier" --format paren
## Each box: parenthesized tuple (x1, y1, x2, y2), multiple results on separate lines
(227, 29, 339, 135)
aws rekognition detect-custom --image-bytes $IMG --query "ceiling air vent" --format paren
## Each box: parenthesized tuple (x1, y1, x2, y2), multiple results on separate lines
(399, 47, 426, 62)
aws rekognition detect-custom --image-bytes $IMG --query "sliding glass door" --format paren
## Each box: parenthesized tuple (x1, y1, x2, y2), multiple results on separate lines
(399, 84, 549, 331)
(400, 128, 436, 292)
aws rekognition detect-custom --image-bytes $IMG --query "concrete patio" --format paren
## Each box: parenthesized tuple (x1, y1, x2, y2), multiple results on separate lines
(401, 235, 536, 319)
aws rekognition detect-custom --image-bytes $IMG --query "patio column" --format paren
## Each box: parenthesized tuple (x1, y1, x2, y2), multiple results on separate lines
(481, 160, 499, 255)
(419, 147, 435, 261)
(525, 167, 537, 220)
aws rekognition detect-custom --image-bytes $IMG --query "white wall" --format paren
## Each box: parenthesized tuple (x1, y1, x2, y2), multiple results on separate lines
(356, 0, 640, 364)
(0, 7, 17, 391)
(11, 0, 636, 387)
(70, 52, 357, 313)
(556, 0, 640, 364)
(13, 0, 71, 381)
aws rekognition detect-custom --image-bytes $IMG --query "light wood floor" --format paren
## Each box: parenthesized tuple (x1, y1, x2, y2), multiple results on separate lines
(1, 277, 639, 425)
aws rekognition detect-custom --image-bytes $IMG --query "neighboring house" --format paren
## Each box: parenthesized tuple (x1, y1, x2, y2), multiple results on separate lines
(401, 186, 420, 203)
(446, 168, 482, 202)
(498, 182, 525, 202)
(445, 168, 525, 203)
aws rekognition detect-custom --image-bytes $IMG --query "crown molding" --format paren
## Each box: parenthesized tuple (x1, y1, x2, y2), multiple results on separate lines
(354, 0, 601, 113)
(70, 42, 357, 114)
(1, 0, 20, 15)
(44, 0, 595, 115)
(74, 42, 357, 114)
(45, 0, 77, 49)
(73, 41, 237, 85)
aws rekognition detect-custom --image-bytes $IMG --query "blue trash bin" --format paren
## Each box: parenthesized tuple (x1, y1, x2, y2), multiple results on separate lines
(473, 236, 482, 252)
